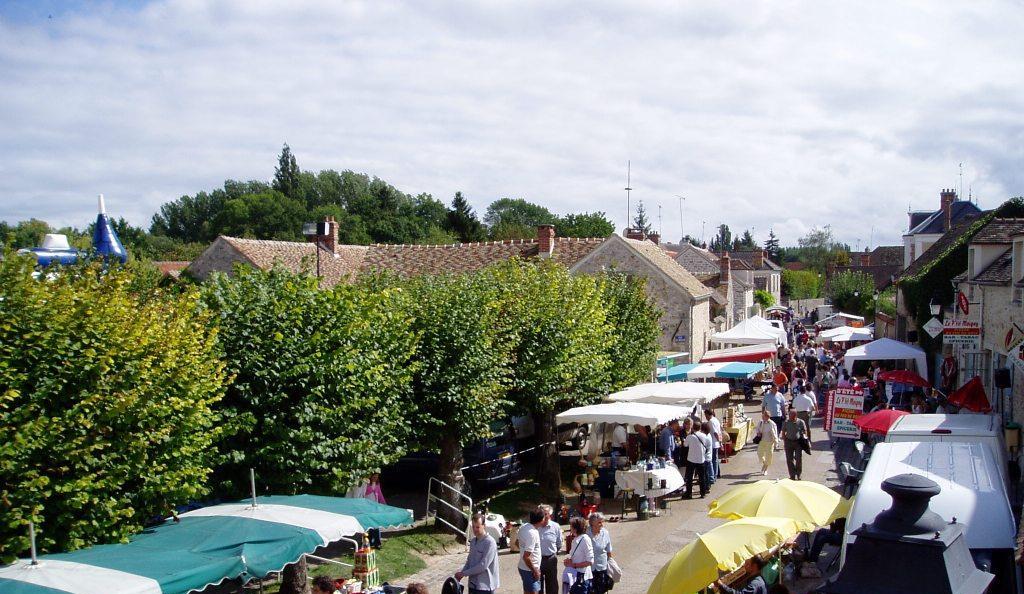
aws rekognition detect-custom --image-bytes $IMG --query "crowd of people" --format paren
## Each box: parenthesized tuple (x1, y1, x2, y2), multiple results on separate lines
(455, 504, 616, 594)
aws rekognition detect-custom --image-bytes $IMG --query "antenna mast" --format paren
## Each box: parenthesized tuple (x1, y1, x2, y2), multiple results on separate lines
(658, 203, 663, 237)
(624, 161, 633, 232)
(959, 162, 964, 200)
(676, 195, 686, 243)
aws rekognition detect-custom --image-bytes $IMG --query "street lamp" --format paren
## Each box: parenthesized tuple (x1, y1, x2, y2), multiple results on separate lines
(929, 299, 941, 316)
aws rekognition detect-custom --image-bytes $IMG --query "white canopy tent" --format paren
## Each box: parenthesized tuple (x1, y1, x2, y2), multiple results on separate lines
(710, 315, 786, 346)
(606, 382, 729, 403)
(819, 312, 865, 328)
(555, 402, 692, 426)
(819, 325, 874, 342)
(843, 338, 928, 377)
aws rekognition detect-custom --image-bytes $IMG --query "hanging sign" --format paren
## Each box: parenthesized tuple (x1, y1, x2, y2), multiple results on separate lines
(1004, 323, 1024, 354)
(957, 291, 970, 315)
(943, 319, 981, 350)
(923, 317, 944, 338)
(825, 388, 864, 438)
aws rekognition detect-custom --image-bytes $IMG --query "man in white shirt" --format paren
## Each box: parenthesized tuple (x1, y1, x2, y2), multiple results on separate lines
(791, 386, 818, 442)
(518, 509, 546, 594)
(703, 409, 723, 484)
(610, 423, 628, 454)
(762, 385, 787, 438)
(683, 427, 711, 498)
(537, 504, 562, 594)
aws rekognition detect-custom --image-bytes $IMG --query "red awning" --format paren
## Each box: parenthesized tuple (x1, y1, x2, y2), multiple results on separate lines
(948, 376, 992, 413)
(701, 343, 776, 364)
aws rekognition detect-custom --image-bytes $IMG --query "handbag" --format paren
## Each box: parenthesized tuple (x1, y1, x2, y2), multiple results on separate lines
(567, 534, 592, 594)
(607, 557, 623, 583)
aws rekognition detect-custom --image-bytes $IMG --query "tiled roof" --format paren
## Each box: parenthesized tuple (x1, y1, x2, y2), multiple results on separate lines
(971, 218, 1024, 244)
(360, 237, 604, 276)
(908, 211, 932, 231)
(219, 236, 368, 286)
(972, 249, 1012, 284)
(724, 250, 781, 271)
(871, 246, 904, 266)
(897, 214, 988, 280)
(906, 201, 983, 235)
(622, 237, 714, 299)
(713, 285, 729, 305)
(730, 259, 753, 270)
(732, 275, 753, 291)
(673, 243, 720, 276)
(152, 261, 190, 278)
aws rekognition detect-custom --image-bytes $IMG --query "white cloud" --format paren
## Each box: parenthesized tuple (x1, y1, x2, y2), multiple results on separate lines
(1, 0, 1022, 247)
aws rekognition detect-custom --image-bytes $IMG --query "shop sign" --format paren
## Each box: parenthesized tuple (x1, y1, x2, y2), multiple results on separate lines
(958, 291, 970, 315)
(923, 317, 944, 338)
(673, 334, 687, 343)
(1003, 323, 1024, 354)
(943, 319, 981, 349)
(825, 388, 865, 438)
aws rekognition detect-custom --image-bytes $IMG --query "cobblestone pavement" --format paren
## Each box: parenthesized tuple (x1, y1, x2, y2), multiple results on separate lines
(401, 400, 840, 594)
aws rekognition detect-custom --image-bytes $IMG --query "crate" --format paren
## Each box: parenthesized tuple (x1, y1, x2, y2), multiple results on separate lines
(354, 548, 377, 572)
(352, 568, 380, 589)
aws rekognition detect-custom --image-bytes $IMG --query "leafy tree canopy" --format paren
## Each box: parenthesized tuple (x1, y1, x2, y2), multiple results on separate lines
(556, 212, 614, 238)
(827, 270, 875, 317)
(781, 269, 821, 299)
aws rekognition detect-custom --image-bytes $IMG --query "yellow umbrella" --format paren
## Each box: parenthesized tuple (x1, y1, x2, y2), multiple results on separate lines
(707, 479, 841, 529)
(828, 495, 854, 524)
(647, 516, 799, 594)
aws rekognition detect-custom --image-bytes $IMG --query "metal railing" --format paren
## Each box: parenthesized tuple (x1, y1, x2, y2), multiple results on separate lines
(426, 477, 472, 543)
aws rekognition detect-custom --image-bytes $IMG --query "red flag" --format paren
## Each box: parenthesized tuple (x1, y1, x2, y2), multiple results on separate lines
(948, 376, 992, 413)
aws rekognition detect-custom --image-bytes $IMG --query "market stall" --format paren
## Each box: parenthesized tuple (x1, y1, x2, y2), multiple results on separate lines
(818, 312, 865, 329)
(0, 495, 414, 594)
(606, 381, 729, 404)
(701, 343, 777, 364)
(660, 362, 766, 382)
(710, 316, 787, 346)
(842, 338, 928, 378)
(819, 325, 874, 342)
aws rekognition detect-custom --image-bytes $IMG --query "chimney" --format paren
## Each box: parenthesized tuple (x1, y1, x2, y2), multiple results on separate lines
(649, 232, 660, 245)
(940, 188, 956, 231)
(720, 251, 731, 285)
(752, 249, 764, 268)
(306, 216, 340, 254)
(860, 250, 872, 267)
(537, 224, 555, 258)
(624, 227, 646, 241)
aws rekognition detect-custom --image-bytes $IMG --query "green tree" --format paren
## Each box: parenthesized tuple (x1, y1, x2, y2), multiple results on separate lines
(764, 230, 780, 262)
(600, 273, 660, 388)
(0, 255, 227, 561)
(445, 192, 486, 242)
(737, 230, 757, 250)
(200, 266, 417, 496)
(781, 269, 821, 299)
(556, 212, 614, 238)
(754, 289, 776, 309)
(484, 198, 556, 231)
(487, 260, 612, 497)
(709, 224, 732, 252)
(632, 201, 653, 235)
(797, 226, 837, 273)
(214, 191, 306, 240)
(0, 218, 52, 249)
(828, 270, 875, 317)
(273, 143, 301, 199)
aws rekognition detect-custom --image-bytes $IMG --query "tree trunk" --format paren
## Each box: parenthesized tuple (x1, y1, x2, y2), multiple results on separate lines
(437, 435, 468, 541)
(278, 557, 309, 594)
(534, 411, 561, 501)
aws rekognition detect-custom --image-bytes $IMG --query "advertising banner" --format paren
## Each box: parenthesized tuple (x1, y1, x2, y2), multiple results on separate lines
(943, 319, 981, 350)
(825, 388, 865, 438)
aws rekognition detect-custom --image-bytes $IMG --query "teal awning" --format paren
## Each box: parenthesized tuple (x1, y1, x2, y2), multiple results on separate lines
(0, 495, 413, 594)
(659, 362, 765, 382)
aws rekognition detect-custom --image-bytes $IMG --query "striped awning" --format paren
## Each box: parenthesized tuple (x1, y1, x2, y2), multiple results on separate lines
(0, 495, 412, 594)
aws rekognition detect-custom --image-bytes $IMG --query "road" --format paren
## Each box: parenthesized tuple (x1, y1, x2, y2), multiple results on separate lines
(402, 401, 839, 594)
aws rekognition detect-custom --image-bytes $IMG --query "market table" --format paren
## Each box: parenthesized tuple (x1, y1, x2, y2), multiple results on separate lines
(726, 418, 755, 452)
(615, 463, 685, 498)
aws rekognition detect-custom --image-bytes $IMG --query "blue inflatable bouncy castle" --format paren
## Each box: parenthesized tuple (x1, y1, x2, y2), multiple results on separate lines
(17, 194, 128, 266)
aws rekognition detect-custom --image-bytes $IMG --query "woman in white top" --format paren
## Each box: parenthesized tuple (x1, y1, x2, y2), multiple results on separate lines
(563, 516, 593, 594)
(756, 409, 781, 475)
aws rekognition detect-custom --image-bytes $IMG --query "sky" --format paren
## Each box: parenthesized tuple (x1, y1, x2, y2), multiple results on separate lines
(1, 1, 1023, 248)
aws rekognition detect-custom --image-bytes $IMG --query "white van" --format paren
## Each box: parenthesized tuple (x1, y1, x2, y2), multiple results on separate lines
(845, 441, 1019, 593)
(885, 413, 1009, 490)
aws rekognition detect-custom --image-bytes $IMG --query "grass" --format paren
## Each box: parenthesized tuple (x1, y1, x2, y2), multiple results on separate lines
(485, 481, 545, 520)
(262, 523, 460, 593)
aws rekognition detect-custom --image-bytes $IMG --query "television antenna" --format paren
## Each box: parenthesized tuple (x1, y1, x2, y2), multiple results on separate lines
(624, 161, 633, 230)
(676, 195, 686, 242)
(658, 203, 663, 237)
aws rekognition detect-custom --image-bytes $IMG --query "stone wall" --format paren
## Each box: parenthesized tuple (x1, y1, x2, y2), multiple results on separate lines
(574, 240, 709, 359)
(187, 239, 247, 281)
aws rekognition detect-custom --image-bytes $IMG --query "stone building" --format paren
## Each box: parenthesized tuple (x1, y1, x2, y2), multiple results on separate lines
(189, 221, 714, 359)
(670, 242, 755, 329)
(903, 189, 983, 268)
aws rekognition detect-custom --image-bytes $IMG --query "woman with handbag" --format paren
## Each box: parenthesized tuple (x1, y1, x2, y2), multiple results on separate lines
(563, 517, 594, 594)
(755, 409, 780, 476)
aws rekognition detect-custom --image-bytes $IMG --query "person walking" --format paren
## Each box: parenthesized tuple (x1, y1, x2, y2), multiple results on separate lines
(755, 409, 780, 476)
(587, 513, 614, 594)
(704, 409, 723, 484)
(658, 420, 678, 460)
(457, 513, 500, 594)
(537, 504, 563, 594)
(782, 409, 809, 481)
(791, 386, 817, 442)
(683, 423, 710, 498)
(563, 517, 593, 594)
(518, 509, 546, 594)
(762, 385, 787, 440)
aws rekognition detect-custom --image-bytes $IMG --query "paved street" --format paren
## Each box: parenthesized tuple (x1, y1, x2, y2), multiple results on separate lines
(402, 400, 839, 594)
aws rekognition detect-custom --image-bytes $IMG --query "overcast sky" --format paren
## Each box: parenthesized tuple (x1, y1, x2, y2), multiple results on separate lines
(2, 1, 1022, 247)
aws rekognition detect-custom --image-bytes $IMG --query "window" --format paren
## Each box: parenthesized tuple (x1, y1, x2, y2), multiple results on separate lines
(968, 248, 976, 279)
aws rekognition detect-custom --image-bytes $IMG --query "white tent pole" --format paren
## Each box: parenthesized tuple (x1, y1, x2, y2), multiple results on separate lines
(250, 468, 258, 508)
(29, 521, 38, 565)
